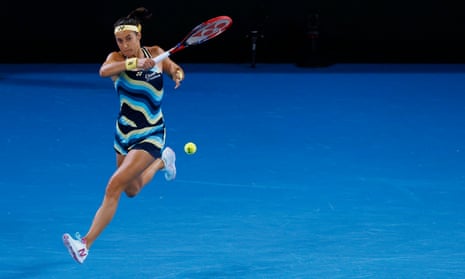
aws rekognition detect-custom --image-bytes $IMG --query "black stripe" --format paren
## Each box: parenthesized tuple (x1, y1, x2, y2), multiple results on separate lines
(141, 47, 152, 58)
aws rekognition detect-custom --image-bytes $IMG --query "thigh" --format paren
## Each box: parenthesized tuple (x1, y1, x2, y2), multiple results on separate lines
(116, 153, 125, 169)
(111, 149, 156, 186)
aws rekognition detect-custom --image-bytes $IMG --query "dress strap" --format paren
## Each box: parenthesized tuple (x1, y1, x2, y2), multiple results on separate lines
(141, 47, 152, 58)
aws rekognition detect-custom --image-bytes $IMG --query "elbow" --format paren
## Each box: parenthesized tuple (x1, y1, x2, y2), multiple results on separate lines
(99, 64, 114, 78)
(99, 67, 108, 78)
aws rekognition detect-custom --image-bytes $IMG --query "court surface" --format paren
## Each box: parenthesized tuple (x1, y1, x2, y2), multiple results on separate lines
(1, 63, 465, 278)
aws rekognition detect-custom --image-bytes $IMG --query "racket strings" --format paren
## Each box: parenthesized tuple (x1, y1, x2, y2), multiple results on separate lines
(186, 19, 232, 45)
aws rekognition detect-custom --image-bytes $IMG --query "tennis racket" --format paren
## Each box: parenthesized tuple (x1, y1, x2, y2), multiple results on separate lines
(152, 15, 233, 63)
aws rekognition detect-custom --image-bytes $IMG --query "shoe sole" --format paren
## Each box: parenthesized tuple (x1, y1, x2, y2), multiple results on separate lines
(163, 148, 176, 180)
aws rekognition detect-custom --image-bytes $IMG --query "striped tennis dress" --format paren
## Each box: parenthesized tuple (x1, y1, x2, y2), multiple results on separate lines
(113, 47, 166, 159)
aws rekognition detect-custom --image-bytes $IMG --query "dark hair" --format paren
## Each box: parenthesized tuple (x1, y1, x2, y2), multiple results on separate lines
(113, 7, 152, 29)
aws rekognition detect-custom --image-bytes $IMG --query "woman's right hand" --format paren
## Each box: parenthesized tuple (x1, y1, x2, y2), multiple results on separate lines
(137, 58, 156, 70)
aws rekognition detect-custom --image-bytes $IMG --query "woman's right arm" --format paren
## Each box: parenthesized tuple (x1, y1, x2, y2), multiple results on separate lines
(99, 51, 157, 79)
(99, 52, 126, 78)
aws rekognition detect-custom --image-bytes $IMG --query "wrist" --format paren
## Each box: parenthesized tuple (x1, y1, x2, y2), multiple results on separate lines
(176, 69, 184, 80)
(125, 58, 137, 70)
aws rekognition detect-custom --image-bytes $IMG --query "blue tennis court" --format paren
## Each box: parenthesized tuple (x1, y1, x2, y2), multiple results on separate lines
(1, 63, 465, 278)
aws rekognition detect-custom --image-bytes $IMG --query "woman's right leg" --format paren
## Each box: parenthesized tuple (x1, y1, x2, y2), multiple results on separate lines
(83, 149, 156, 249)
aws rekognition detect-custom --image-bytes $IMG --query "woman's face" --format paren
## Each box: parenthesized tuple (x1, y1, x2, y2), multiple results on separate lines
(115, 31, 141, 57)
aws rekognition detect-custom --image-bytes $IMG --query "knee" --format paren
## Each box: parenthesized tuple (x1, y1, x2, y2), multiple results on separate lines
(124, 177, 144, 198)
(107, 173, 143, 199)
(105, 175, 127, 199)
(124, 184, 140, 198)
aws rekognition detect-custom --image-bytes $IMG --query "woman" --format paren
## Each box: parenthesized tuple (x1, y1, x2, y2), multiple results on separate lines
(63, 7, 185, 264)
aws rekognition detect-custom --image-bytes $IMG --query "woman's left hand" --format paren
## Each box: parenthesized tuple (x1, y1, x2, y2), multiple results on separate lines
(174, 70, 184, 89)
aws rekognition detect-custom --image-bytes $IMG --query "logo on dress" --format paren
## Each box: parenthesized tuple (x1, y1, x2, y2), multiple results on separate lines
(145, 71, 161, 81)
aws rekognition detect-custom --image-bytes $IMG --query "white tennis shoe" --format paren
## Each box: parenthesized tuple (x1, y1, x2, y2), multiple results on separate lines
(63, 232, 88, 264)
(162, 147, 176, 181)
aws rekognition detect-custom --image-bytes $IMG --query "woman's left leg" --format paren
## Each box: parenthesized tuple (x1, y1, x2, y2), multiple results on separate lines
(124, 155, 164, 197)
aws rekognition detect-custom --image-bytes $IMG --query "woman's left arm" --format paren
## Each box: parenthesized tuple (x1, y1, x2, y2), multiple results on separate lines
(150, 46, 184, 89)
(166, 60, 184, 89)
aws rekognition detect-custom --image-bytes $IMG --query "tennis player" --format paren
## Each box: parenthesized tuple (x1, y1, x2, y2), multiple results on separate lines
(63, 7, 185, 264)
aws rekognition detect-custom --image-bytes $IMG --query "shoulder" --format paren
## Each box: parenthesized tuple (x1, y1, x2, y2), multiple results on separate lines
(105, 51, 125, 62)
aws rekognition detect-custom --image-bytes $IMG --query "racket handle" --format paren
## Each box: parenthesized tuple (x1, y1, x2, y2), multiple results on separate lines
(152, 52, 171, 63)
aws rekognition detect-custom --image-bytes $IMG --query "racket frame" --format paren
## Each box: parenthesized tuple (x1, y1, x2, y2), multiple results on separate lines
(153, 16, 232, 63)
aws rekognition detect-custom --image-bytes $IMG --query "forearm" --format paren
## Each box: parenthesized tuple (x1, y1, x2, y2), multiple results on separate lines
(100, 57, 157, 78)
(99, 61, 127, 78)
(162, 59, 183, 79)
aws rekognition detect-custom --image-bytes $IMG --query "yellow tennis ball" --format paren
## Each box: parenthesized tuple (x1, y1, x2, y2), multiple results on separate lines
(184, 142, 197, 155)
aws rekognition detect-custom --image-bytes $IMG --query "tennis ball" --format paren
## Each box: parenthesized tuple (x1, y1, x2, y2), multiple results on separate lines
(184, 142, 197, 155)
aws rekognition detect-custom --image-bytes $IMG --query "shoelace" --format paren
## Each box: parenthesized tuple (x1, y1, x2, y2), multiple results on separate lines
(75, 232, 84, 243)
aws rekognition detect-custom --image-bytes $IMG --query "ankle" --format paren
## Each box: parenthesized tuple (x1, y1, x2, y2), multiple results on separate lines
(82, 237, 91, 249)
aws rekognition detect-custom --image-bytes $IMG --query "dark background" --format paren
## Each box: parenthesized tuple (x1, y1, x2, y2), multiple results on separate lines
(2, 0, 465, 65)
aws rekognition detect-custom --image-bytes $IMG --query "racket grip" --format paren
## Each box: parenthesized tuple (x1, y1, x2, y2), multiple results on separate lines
(152, 52, 171, 63)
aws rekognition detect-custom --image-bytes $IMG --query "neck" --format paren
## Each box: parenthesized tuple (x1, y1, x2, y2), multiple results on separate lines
(124, 47, 142, 59)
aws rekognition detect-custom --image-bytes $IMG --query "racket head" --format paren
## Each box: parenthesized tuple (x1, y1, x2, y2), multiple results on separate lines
(182, 16, 233, 47)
